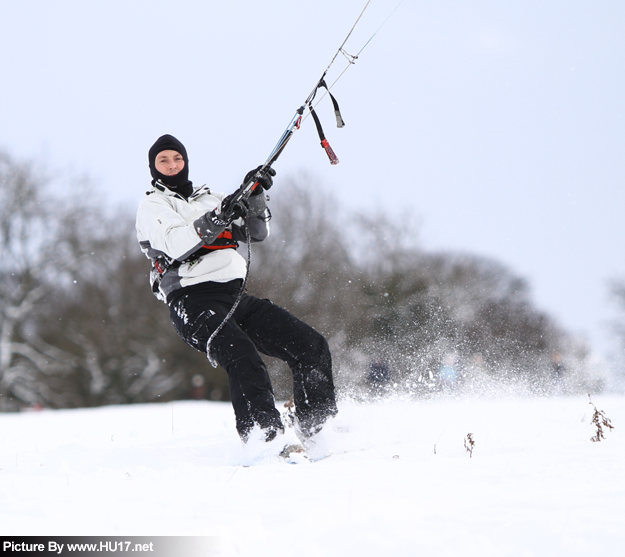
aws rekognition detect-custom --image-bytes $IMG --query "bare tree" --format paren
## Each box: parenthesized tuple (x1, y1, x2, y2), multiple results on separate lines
(1, 155, 602, 410)
(245, 174, 365, 396)
(612, 279, 625, 349)
(0, 151, 195, 409)
(0, 151, 103, 409)
(247, 173, 362, 333)
(609, 278, 625, 389)
(38, 211, 231, 407)
(245, 175, 601, 397)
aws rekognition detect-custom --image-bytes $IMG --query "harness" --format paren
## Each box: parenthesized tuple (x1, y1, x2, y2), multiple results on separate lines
(199, 230, 239, 252)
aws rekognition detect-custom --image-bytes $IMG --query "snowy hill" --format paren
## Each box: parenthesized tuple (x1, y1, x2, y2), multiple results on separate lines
(1, 394, 623, 556)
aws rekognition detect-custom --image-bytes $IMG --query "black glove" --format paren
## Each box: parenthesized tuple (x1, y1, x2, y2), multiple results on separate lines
(193, 210, 228, 245)
(221, 192, 247, 221)
(244, 165, 276, 194)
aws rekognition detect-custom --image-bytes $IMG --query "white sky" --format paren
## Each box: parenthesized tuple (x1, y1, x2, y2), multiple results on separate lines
(1, 0, 624, 359)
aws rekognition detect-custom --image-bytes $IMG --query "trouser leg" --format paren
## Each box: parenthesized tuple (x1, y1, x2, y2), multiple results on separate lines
(234, 295, 338, 433)
(169, 291, 283, 440)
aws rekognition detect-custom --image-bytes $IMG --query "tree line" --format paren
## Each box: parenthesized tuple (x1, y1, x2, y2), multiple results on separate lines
(0, 151, 607, 411)
(611, 279, 625, 386)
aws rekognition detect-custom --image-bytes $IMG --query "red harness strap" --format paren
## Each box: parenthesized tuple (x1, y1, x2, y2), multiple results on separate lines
(204, 230, 239, 250)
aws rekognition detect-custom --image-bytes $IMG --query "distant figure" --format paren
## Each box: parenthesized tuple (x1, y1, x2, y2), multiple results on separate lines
(368, 360, 392, 387)
(438, 353, 459, 392)
(190, 374, 207, 400)
(551, 352, 565, 380)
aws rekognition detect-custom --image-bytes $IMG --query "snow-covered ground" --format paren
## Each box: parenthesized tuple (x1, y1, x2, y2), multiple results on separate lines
(1, 393, 623, 556)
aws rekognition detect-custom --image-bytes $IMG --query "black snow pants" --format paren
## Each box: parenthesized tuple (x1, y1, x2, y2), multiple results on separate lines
(168, 280, 337, 440)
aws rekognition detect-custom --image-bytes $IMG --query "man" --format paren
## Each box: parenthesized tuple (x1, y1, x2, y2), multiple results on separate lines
(136, 134, 337, 443)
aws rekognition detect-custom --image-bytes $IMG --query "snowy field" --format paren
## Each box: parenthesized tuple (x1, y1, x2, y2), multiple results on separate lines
(1, 393, 623, 556)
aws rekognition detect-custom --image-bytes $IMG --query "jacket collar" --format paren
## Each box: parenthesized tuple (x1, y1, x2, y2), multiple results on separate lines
(150, 180, 210, 200)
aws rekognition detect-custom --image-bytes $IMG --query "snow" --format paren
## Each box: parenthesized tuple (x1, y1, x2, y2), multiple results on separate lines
(1, 394, 624, 556)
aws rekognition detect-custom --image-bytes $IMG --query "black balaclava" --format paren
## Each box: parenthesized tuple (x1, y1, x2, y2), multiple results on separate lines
(148, 134, 193, 198)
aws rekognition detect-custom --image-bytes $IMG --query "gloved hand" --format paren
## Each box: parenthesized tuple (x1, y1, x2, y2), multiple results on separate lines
(244, 165, 276, 194)
(221, 190, 267, 220)
(221, 192, 247, 221)
(193, 210, 229, 245)
(245, 190, 267, 217)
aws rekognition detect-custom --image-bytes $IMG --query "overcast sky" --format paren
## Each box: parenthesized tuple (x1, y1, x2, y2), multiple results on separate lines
(2, 0, 624, 361)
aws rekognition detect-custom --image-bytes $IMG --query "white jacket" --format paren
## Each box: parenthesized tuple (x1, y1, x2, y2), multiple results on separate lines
(136, 182, 270, 302)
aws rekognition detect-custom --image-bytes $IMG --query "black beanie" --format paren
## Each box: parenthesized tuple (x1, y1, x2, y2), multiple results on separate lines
(148, 134, 192, 196)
